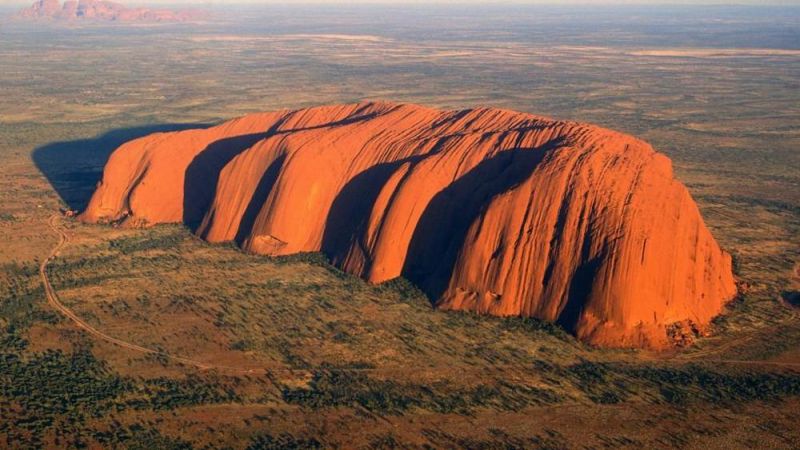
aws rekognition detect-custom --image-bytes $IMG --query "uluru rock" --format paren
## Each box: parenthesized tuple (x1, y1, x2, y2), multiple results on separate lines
(17, 0, 204, 22)
(81, 101, 737, 348)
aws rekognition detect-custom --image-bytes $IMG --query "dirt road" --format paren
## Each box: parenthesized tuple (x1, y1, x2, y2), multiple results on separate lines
(41, 214, 223, 371)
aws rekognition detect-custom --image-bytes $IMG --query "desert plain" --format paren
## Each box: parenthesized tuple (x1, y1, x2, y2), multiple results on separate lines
(0, 4, 799, 448)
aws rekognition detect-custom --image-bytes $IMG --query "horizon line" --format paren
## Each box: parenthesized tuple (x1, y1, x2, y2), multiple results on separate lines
(2, 0, 800, 6)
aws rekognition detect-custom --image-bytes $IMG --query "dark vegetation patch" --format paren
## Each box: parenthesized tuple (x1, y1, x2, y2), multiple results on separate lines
(621, 364, 800, 405)
(499, 316, 573, 342)
(697, 194, 800, 217)
(93, 425, 194, 450)
(246, 433, 323, 450)
(0, 348, 130, 448)
(541, 360, 800, 406)
(421, 427, 571, 450)
(46, 254, 126, 290)
(127, 375, 240, 411)
(266, 251, 332, 267)
(108, 228, 189, 255)
(282, 368, 563, 414)
(376, 277, 429, 303)
(0, 262, 59, 331)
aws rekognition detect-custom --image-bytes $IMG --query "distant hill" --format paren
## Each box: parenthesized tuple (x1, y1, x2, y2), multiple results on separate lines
(17, 0, 205, 22)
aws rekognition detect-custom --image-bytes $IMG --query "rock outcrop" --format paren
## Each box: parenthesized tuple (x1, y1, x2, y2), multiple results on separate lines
(81, 101, 737, 348)
(18, 0, 61, 18)
(18, 0, 204, 22)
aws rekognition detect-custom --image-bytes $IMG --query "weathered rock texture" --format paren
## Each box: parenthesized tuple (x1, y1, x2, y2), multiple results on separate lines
(82, 101, 737, 348)
(18, 0, 203, 22)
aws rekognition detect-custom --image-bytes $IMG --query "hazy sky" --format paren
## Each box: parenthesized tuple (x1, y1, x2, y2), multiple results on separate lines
(2, 0, 800, 5)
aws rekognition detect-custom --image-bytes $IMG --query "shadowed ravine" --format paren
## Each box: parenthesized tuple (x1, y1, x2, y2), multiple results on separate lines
(403, 140, 565, 306)
(183, 132, 274, 230)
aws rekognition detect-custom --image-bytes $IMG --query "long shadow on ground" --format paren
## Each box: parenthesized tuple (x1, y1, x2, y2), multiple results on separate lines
(32, 124, 208, 212)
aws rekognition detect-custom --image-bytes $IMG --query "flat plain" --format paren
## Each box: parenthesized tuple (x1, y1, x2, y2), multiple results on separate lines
(0, 5, 799, 448)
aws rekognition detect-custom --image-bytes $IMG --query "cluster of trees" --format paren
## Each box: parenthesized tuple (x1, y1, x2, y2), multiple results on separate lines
(108, 229, 187, 255)
(282, 368, 563, 415)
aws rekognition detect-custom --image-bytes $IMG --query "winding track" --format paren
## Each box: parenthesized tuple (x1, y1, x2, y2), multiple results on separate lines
(40, 214, 800, 372)
(41, 214, 238, 372)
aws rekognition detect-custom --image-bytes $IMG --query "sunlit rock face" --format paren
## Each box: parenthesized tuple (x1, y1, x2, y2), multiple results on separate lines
(82, 101, 737, 349)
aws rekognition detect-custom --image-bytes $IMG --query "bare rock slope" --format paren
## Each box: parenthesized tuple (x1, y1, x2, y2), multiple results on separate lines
(82, 102, 737, 348)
